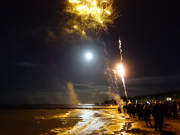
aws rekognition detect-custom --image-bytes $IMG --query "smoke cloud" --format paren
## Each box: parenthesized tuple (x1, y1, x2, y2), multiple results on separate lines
(66, 81, 80, 105)
(105, 90, 123, 104)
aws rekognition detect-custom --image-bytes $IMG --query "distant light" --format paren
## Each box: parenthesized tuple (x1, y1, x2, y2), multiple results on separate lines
(146, 101, 150, 104)
(85, 52, 93, 60)
(135, 100, 138, 104)
(166, 97, 172, 101)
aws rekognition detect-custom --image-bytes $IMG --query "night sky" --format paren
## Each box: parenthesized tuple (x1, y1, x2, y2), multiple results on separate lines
(3, 0, 179, 104)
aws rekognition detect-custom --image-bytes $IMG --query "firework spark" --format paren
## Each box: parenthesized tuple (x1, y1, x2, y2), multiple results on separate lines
(65, 0, 116, 37)
(118, 38, 128, 98)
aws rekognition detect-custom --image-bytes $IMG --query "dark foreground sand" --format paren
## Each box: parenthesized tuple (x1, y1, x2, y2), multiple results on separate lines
(0, 107, 179, 135)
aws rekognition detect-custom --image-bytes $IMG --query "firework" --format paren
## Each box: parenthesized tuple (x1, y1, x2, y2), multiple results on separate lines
(65, 0, 116, 37)
(118, 38, 128, 98)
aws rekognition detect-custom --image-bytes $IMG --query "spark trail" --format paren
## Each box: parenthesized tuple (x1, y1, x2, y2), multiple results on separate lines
(118, 37, 128, 98)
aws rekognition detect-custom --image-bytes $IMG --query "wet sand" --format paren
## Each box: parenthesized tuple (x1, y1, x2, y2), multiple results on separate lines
(0, 107, 179, 135)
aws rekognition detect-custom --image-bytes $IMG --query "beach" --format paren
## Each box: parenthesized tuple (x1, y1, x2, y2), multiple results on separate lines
(0, 105, 179, 135)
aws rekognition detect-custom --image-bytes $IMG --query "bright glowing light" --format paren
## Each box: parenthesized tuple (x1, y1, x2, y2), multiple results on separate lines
(65, 0, 116, 37)
(116, 63, 127, 98)
(117, 63, 125, 77)
(146, 101, 150, 104)
(166, 97, 172, 101)
(69, 0, 81, 3)
(85, 52, 93, 60)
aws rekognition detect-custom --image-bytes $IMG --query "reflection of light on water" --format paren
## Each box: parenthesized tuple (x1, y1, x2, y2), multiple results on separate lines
(35, 112, 71, 120)
(48, 109, 107, 135)
(45, 108, 130, 135)
(79, 110, 94, 119)
(66, 110, 105, 135)
(119, 117, 126, 120)
(50, 127, 71, 135)
(77, 104, 100, 109)
(51, 112, 71, 119)
(122, 133, 129, 135)
(78, 103, 95, 106)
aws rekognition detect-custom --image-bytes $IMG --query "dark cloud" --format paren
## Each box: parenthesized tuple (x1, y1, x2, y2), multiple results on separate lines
(74, 75, 180, 101)
(74, 83, 109, 103)
(127, 75, 180, 96)
(1, 75, 180, 104)
(16, 62, 41, 68)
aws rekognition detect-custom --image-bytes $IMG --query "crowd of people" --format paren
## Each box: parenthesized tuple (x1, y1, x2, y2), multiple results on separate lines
(119, 100, 179, 131)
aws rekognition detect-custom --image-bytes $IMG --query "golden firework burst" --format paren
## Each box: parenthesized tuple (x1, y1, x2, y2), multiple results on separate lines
(65, 0, 115, 37)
